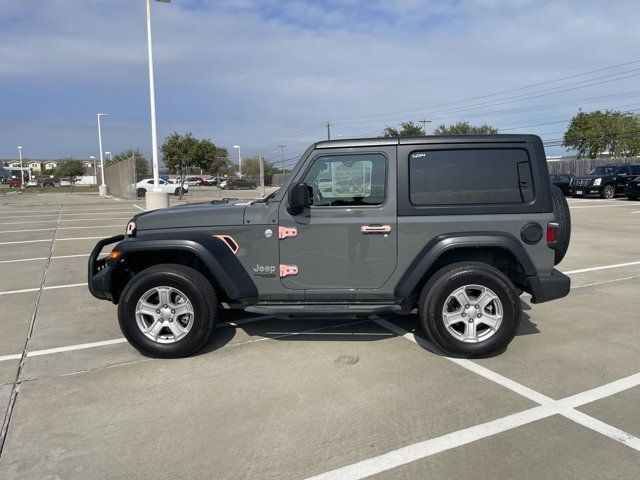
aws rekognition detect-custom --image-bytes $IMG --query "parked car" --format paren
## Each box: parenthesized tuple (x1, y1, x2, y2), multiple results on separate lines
(8, 178, 22, 188)
(26, 179, 38, 187)
(549, 173, 574, 195)
(222, 177, 257, 190)
(41, 178, 56, 187)
(135, 178, 189, 197)
(570, 164, 640, 199)
(182, 176, 205, 186)
(624, 176, 640, 200)
(60, 178, 72, 187)
(204, 176, 220, 186)
(89, 134, 571, 359)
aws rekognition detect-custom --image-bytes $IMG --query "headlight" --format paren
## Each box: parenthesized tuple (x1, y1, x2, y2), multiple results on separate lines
(126, 221, 136, 237)
(593, 178, 602, 186)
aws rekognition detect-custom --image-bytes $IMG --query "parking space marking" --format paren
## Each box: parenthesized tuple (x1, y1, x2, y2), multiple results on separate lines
(0, 236, 105, 245)
(569, 203, 640, 209)
(0, 253, 105, 264)
(0, 225, 124, 234)
(306, 319, 640, 480)
(564, 261, 640, 275)
(0, 217, 132, 226)
(0, 283, 86, 296)
(133, 204, 146, 211)
(572, 274, 640, 289)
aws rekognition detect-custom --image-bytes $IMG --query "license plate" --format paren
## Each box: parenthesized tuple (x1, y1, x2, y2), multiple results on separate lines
(576, 190, 583, 195)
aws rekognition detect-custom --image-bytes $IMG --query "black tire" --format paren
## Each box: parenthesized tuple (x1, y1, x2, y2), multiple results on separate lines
(174, 187, 182, 196)
(627, 195, 638, 201)
(419, 262, 521, 357)
(571, 193, 581, 198)
(250, 183, 257, 189)
(550, 184, 571, 265)
(600, 184, 615, 199)
(137, 188, 146, 198)
(117, 264, 218, 358)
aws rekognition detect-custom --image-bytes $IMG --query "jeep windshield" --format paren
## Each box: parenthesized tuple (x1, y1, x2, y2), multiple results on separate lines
(589, 166, 617, 175)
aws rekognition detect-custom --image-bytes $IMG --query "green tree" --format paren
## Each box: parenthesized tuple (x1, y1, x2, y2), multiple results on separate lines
(241, 157, 278, 184)
(432, 121, 498, 135)
(383, 121, 424, 137)
(161, 132, 229, 198)
(563, 110, 640, 158)
(56, 158, 85, 179)
(113, 148, 149, 179)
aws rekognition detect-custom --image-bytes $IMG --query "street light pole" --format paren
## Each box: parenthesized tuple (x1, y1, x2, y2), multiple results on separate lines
(105, 151, 112, 164)
(145, 0, 171, 210)
(97, 113, 108, 195)
(233, 145, 242, 176)
(18, 146, 24, 190)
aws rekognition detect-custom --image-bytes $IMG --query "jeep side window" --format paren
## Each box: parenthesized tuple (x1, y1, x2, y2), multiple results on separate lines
(409, 148, 534, 205)
(303, 154, 386, 206)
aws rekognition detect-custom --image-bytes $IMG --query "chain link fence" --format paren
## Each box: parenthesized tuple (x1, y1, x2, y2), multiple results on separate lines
(104, 155, 137, 199)
(547, 156, 639, 176)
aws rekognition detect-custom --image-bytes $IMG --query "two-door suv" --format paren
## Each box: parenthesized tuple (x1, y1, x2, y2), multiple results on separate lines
(89, 135, 571, 358)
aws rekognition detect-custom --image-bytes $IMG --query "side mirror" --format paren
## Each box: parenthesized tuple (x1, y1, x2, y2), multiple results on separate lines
(288, 182, 311, 215)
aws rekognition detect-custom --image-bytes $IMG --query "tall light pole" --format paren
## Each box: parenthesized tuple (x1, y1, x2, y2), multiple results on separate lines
(144, 0, 171, 210)
(90, 156, 97, 185)
(233, 145, 242, 176)
(18, 146, 24, 190)
(97, 113, 108, 195)
(105, 151, 112, 164)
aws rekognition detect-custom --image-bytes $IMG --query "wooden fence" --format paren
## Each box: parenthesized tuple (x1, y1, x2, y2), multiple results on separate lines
(546, 157, 639, 176)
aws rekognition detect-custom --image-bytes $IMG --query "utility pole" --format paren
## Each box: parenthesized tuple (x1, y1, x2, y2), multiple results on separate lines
(278, 144, 285, 175)
(419, 119, 431, 135)
(326, 122, 332, 140)
(259, 148, 265, 198)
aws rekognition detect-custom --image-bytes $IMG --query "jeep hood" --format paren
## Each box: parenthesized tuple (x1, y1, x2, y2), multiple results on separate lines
(133, 202, 248, 230)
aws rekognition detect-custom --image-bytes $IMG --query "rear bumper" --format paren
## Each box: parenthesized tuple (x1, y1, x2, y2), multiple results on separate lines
(527, 269, 571, 304)
(87, 234, 125, 302)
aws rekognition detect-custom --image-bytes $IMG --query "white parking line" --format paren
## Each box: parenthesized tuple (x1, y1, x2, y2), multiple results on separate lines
(0, 225, 123, 234)
(0, 217, 131, 226)
(569, 203, 639, 209)
(305, 319, 640, 480)
(0, 315, 272, 363)
(133, 204, 146, 211)
(0, 283, 87, 295)
(0, 253, 107, 264)
(571, 274, 640, 289)
(564, 261, 640, 275)
(0, 236, 105, 245)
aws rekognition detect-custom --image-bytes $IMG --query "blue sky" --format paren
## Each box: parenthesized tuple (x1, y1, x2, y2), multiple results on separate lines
(1, 0, 640, 167)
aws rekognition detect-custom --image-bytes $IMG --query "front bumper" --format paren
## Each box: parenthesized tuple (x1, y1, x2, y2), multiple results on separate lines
(570, 185, 601, 196)
(528, 269, 571, 304)
(88, 234, 125, 302)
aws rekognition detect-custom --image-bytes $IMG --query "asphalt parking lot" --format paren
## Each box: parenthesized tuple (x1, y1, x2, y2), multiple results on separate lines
(0, 194, 639, 479)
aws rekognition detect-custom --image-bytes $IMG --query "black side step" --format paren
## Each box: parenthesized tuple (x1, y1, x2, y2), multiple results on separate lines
(245, 304, 402, 318)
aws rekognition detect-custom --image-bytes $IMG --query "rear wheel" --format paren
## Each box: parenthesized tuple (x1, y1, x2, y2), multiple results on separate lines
(118, 264, 218, 358)
(601, 184, 615, 199)
(137, 188, 146, 198)
(550, 184, 571, 265)
(419, 262, 521, 357)
(627, 195, 638, 201)
(250, 183, 257, 189)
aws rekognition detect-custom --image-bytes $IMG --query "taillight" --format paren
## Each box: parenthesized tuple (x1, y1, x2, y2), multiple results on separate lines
(547, 222, 558, 247)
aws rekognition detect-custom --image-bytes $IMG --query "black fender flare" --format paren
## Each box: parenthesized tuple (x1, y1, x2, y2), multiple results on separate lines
(393, 232, 536, 299)
(115, 233, 258, 302)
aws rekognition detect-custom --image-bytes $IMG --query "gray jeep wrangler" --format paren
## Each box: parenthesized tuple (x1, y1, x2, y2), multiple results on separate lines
(89, 135, 571, 358)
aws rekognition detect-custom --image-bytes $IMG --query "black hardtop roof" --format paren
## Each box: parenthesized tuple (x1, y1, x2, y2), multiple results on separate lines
(315, 134, 541, 149)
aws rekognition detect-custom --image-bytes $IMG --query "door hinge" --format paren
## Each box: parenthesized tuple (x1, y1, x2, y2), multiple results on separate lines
(279, 264, 299, 278)
(278, 226, 298, 239)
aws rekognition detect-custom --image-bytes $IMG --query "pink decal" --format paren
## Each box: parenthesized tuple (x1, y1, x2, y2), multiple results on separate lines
(278, 226, 298, 239)
(279, 264, 299, 278)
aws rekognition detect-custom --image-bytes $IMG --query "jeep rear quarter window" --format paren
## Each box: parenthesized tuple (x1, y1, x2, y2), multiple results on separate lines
(409, 148, 534, 205)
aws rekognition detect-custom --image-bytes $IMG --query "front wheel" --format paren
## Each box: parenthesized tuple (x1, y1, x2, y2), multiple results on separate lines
(137, 188, 146, 198)
(419, 262, 521, 357)
(117, 264, 218, 358)
(601, 184, 615, 199)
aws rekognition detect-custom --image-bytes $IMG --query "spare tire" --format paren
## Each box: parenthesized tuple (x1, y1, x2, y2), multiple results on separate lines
(550, 184, 571, 265)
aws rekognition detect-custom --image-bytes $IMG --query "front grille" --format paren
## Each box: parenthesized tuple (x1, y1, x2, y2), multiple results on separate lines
(575, 179, 591, 187)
